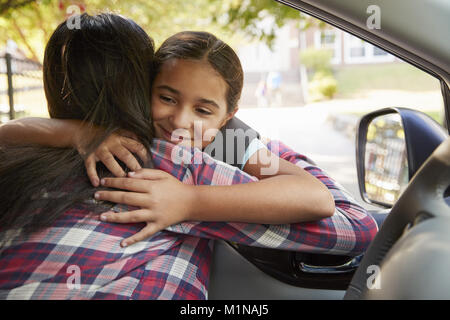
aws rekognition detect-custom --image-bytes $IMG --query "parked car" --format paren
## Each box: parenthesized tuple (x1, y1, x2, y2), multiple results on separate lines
(209, 0, 450, 299)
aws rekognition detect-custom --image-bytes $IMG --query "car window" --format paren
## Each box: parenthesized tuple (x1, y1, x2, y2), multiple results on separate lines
(235, 12, 445, 210)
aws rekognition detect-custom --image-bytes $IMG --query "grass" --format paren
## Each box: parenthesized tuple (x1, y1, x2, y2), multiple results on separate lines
(334, 62, 441, 98)
(331, 62, 445, 126)
(423, 111, 445, 124)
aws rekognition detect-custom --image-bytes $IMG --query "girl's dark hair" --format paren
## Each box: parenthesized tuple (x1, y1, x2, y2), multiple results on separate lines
(153, 31, 243, 113)
(0, 13, 155, 234)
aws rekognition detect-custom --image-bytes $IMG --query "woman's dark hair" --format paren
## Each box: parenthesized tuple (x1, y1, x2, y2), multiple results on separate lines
(153, 31, 243, 113)
(0, 13, 155, 234)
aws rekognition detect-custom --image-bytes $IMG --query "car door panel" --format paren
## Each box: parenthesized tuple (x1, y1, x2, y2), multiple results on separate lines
(209, 240, 346, 300)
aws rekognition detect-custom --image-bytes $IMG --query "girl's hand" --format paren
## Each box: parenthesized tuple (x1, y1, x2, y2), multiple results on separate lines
(94, 169, 194, 247)
(83, 132, 149, 187)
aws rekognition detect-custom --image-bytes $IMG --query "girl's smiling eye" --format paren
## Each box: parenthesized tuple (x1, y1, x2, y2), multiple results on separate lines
(196, 107, 212, 115)
(159, 95, 176, 105)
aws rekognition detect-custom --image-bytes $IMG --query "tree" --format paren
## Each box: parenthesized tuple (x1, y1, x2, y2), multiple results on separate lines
(0, 0, 61, 61)
(0, 0, 38, 16)
(0, 0, 319, 61)
(209, 0, 323, 47)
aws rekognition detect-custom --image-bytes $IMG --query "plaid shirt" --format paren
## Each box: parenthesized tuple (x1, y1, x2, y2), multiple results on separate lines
(0, 139, 378, 300)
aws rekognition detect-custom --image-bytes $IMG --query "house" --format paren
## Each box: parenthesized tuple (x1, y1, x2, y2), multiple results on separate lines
(237, 21, 399, 83)
(236, 21, 399, 106)
(306, 26, 398, 65)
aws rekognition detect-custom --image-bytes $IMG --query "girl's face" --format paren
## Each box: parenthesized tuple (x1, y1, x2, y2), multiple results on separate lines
(151, 58, 236, 149)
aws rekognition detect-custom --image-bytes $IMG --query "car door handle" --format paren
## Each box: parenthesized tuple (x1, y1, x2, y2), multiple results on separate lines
(297, 255, 362, 274)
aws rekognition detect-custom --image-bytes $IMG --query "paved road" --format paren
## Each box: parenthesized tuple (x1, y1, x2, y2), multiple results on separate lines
(237, 105, 379, 211)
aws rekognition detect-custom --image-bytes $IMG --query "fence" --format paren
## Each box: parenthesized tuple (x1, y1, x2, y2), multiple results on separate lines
(0, 53, 43, 122)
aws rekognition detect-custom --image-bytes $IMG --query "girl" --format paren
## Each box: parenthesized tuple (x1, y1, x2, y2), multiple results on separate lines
(0, 31, 336, 246)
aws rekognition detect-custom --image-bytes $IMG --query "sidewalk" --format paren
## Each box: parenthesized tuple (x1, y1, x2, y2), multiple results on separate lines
(239, 87, 445, 140)
(240, 81, 305, 108)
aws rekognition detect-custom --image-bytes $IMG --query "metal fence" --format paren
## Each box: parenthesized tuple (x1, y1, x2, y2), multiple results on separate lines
(0, 53, 43, 121)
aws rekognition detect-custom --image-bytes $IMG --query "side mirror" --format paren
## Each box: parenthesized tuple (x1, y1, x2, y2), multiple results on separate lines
(365, 113, 409, 206)
(356, 107, 447, 208)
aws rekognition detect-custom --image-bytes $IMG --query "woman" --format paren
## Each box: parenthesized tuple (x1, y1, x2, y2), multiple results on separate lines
(0, 13, 155, 234)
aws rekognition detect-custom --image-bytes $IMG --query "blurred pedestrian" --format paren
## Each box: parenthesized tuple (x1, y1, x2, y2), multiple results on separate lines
(266, 71, 282, 107)
(255, 75, 268, 107)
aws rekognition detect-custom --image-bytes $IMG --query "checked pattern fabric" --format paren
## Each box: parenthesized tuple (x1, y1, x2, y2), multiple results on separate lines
(0, 138, 377, 299)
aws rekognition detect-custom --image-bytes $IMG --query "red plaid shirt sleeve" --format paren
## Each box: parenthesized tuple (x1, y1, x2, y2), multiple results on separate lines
(166, 139, 378, 257)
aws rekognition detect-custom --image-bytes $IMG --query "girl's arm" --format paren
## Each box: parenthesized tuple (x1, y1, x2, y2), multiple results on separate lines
(175, 139, 378, 256)
(96, 140, 377, 255)
(0, 117, 148, 186)
(96, 139, 335, 247)
(200, 117, 335, 222)
(189, 148, 335, 224)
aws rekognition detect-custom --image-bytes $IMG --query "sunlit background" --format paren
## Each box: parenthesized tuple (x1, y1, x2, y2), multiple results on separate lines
(0, 0, 445, 208)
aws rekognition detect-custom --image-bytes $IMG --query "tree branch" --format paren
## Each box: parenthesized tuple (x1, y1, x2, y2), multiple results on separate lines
(0, 0, 37, 16)
(11, 18, 40, 62)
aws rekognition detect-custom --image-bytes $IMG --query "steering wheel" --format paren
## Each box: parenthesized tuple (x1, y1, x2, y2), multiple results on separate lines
(345, 137, 450, 299)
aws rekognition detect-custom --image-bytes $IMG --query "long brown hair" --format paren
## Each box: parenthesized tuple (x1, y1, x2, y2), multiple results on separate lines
(0, 13, 155, 234)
